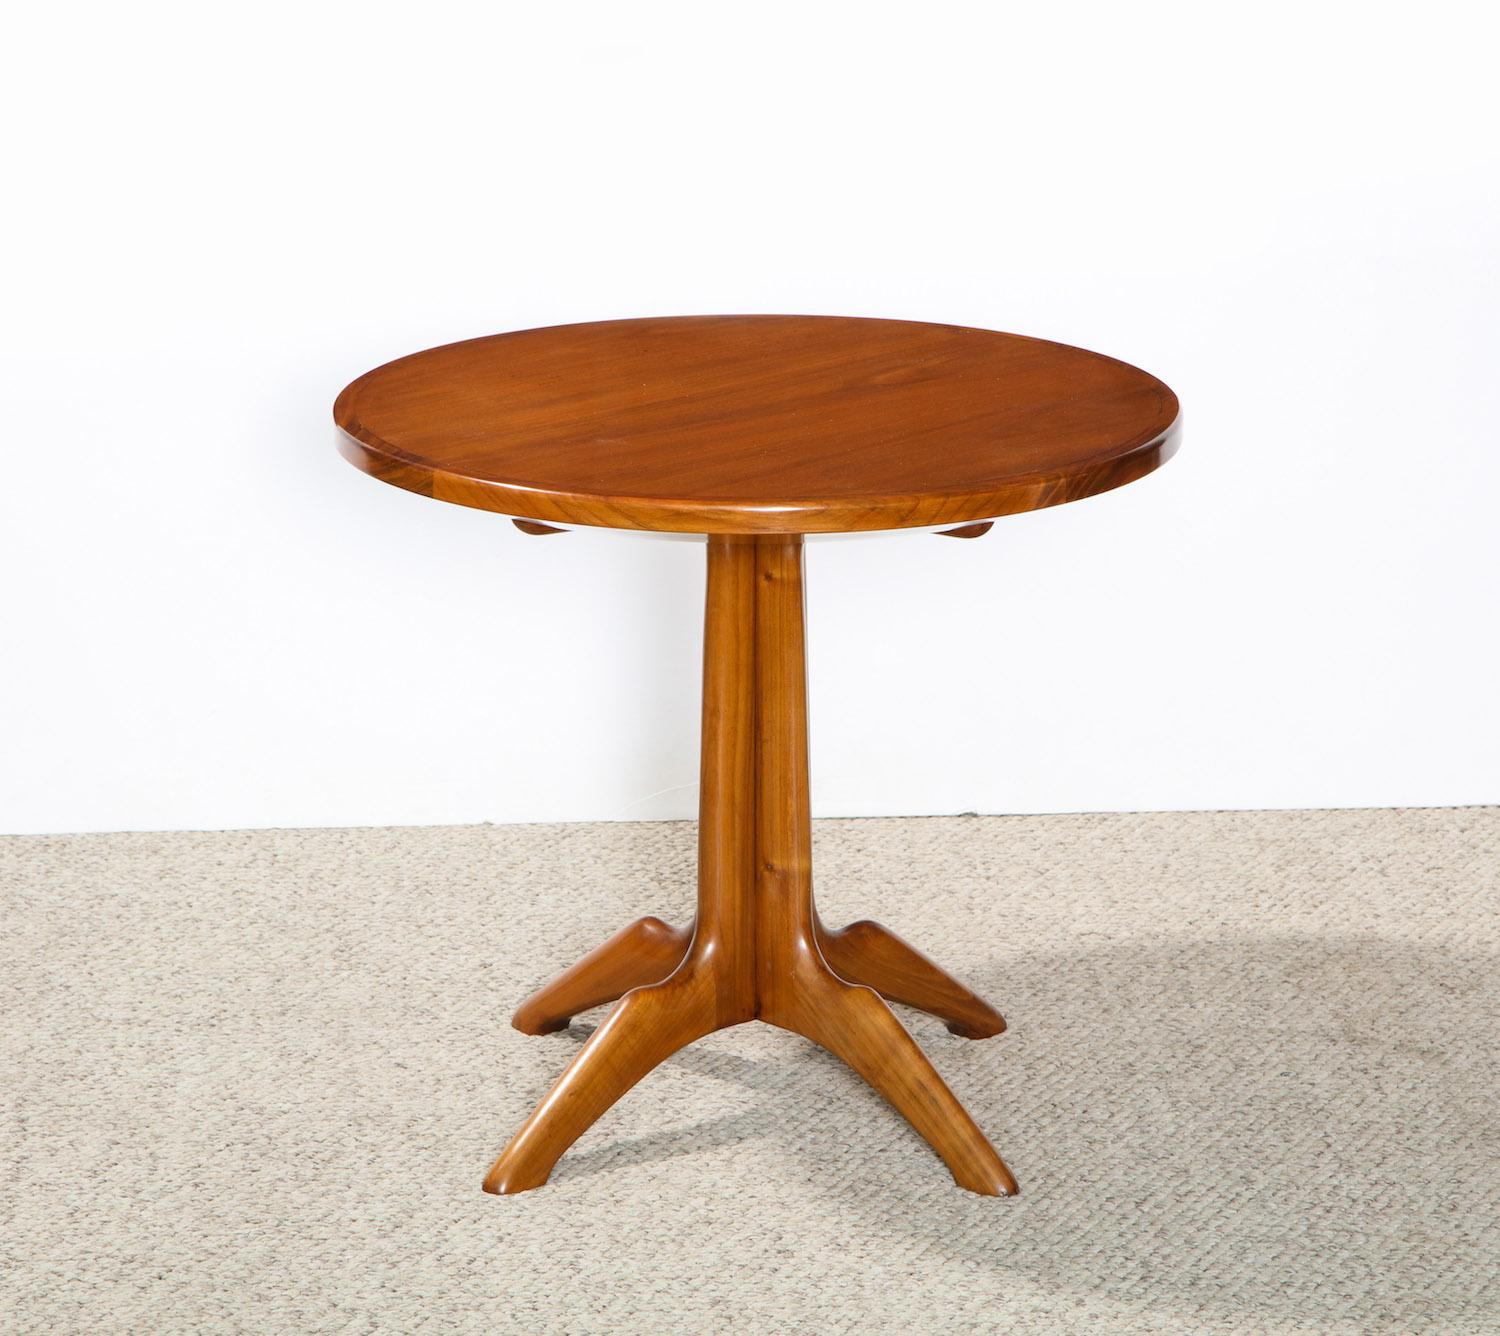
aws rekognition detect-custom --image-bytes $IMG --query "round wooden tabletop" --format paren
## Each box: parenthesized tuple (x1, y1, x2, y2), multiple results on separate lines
(334, 315, 1179, 534)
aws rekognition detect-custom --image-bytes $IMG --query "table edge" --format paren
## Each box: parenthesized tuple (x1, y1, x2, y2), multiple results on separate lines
(333, 410, 1179, 535)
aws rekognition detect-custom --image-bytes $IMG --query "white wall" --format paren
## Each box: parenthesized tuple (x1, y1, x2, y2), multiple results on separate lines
(4, 1, 1497, 834)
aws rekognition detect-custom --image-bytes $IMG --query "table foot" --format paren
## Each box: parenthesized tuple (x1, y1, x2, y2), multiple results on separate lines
(484, 962, 723, 1194)
(511, 915, 691, 1035)
(816, 917, 1007, 1039)
(490, 933, 1015, 1198)
(765, 961, 1018, 1197)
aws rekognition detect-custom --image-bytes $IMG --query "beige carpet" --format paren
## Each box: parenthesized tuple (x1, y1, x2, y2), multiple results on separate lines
(2, 809, 1497, 1334)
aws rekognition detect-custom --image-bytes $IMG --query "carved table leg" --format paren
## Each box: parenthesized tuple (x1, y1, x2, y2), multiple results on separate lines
(485, 534, 1016, 1196)
(486, 537, 758, 1193)
(512, 916, 691, 1035)
(752, 535, 1016, 1196)
(484, 962, 723, 1194)
(815, 916, 1007, 1039)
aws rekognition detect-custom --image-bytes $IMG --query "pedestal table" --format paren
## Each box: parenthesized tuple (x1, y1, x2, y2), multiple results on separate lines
(334, 315, 1180, 1196)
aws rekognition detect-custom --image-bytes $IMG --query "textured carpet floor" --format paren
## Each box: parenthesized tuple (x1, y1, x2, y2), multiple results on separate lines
(3, 808, 1497, 1334)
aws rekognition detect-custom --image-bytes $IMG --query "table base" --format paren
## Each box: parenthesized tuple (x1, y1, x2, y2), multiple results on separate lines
(483, 535, 1016, 1197)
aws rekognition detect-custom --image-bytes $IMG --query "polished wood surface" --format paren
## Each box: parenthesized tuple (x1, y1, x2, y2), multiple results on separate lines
(816, 917, 1006, 1040)
(936, 521, 995, 540)
(339, 316, 1177, 1198)
(510, 916, 691, 1035)
(510, 518, 565, 537)
(511, 912, 1006, 1042)
(335, 315, 1178, 534)
(484, 537, 1017, 1197)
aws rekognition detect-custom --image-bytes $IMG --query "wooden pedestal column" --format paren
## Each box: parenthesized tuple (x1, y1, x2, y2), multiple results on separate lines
(485, 536, 1015, 1196)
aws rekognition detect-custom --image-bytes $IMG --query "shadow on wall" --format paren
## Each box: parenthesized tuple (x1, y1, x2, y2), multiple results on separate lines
(552, 933, 1499, 1332)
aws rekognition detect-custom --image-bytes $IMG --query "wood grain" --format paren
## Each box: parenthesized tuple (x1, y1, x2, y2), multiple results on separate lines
(339, 316, 1176, 1198)
(510, 916, 691, 1035)
(335, 315, 1178, 534)
(816, 917, 1007, 1040)
(484, 536, 1016, 1196)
